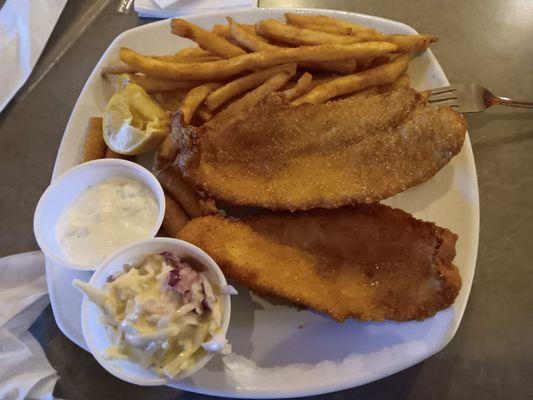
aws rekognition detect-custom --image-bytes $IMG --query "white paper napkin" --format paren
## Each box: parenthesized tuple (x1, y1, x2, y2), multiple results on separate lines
(134, 0, 258, 19)
(0, 0, 67, 114)
(0, 251, 58, 400)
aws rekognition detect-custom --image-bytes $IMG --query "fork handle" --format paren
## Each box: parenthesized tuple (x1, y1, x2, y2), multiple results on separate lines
(489, 95, 533, 109)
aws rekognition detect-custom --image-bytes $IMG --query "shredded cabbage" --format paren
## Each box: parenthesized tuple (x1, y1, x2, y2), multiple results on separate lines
(74, 253, 227, 378)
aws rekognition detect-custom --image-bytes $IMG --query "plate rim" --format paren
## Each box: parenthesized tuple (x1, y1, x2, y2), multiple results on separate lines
(45, 6, 480, 398)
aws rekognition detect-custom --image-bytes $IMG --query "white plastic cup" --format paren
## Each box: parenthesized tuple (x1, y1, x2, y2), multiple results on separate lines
(33, 159, 165, 271)
(78, 237, 232, 386)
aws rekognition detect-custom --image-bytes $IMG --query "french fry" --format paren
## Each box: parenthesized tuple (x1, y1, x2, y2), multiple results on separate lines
(228, 18, 357, 74)
(212, 69, 297, 122)
(284, 17, 379, 39)
(305, 73, 338, 91)
(175, 47, 213, 57)
(81, 117, 128, 162)
(368, 55, 392, 69)
(342, 86, 378, 100)
(102, 54, 222, 77)
(125, 74, 203, 93)
(285, 14, 436, 53)
(287, 22, 354, 36)
(120, 42, 396, 81)
(154, 135, 179, 174)
(256, 19, 361, 46)
(205, 63, 296, 112)
(180, 83, 222, 124)
(157, 136, 178, 165)
(301, 59, 357, 74)
(162, 193, 189, 237)
(226, 35, 250, 50)
(257, 19, 435, 54)
(378, 74, 410, 93)
(293, 54, 410, 105)
(212, 23, 233, 39)
(196, 105, 213, 122)
(171, 19, 246, 58)
(156, 165, 203, 218)
(212, 23, 256, 39)
(285, 13, 380, 35)
(153, 155, 168, 175)
(386, 34, 437, 53)
(210, 22, 252, 50)
(281, 72, 313, 101)
(101, 59, 136, 76)
(227, 17, 291, 55)
(152, 54, 222, 63)
(357, 57, 374, 70)
(81, 117, 106, 162)
(228, 17, 275, 51)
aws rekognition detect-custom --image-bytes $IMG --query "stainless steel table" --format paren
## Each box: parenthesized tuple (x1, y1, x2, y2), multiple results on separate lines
(1, 0, 532, 398)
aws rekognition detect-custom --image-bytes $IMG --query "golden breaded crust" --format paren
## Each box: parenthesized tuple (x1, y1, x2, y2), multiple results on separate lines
(179, 204, 461, 322)
(175, 88, 466, 211)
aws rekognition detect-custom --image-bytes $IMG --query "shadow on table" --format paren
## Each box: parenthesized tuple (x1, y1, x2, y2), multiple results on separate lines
(38, 293, 433, 400)
(465, 111, 533, 150)
(302, 363, 424, 400)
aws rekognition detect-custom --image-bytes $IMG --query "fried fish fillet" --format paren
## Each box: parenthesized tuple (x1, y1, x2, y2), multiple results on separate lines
(179, 204, 461, 322)
(174, 88, 466, 211)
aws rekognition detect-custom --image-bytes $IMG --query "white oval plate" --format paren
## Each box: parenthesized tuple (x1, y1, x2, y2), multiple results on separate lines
(44, 7, 479, 398)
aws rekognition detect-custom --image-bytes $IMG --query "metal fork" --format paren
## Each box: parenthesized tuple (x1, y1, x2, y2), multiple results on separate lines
(428, 83, 533, 113)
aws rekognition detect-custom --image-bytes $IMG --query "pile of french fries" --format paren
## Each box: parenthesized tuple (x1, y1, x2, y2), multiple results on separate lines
(91, 13, 437, 235)
(104, 13, 436, 121)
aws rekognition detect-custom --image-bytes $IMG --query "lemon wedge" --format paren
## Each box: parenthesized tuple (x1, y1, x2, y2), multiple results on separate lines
(103, 83, 169, 155)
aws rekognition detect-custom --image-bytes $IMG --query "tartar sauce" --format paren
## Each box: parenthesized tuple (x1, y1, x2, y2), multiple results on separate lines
(73, 252, 232, 378)
(56, 177, 158, 266)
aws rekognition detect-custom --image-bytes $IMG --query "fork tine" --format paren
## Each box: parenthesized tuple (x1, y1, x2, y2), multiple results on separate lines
(428, 91, 459, 102)
(430, 85, 457, 95)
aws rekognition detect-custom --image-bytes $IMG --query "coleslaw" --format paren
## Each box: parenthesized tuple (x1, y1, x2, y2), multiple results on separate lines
(73, 252, 233, 378)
